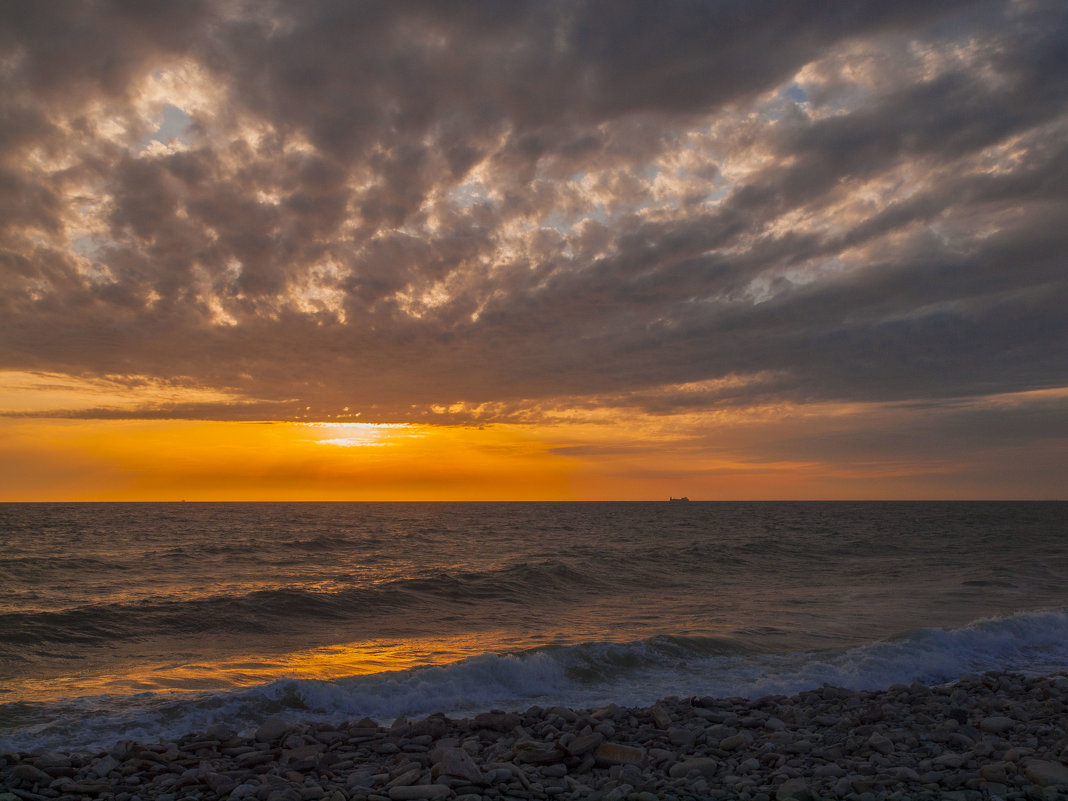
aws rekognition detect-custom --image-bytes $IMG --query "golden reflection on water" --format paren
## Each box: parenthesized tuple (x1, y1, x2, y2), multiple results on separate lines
(8, 632, 515, 703)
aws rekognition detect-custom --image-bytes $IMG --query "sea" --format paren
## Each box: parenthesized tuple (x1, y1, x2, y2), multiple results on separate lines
(1, 501, 1066, 753)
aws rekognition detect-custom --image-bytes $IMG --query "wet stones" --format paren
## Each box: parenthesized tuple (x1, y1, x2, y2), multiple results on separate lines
(1025, 759, 1068, 787)
(718, 732, 749, 751)
(649, 704, 672, 729)
(471, 711, 519, 732)
(867, 733, 894, 755)
(775, 776, 814, 800)
(254, 716, 290, 743)
(511, 740, 563, 765)
(668, 757, 718, 778)
(666, 725, 696, 747)
(387, 785, 451, 800)
(980, 714, 1016, 733)
(3, 669, 1068, 801)
(11, 764, 50, 785)
(431, 747, 483, 784)
(593, 742, 645, 767)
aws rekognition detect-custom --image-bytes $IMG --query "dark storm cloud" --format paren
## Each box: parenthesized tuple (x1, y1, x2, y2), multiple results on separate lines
(1, 0, 1066, 421)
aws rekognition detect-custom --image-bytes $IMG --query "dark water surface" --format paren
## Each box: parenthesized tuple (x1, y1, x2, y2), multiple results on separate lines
(1, 502, 1065, 750)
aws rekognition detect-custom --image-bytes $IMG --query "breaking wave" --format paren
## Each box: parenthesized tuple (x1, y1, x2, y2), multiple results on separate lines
(3, 608, 1066, 754)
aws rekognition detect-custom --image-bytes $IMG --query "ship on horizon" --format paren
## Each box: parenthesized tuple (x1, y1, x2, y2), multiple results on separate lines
(669, 496, 690, 502)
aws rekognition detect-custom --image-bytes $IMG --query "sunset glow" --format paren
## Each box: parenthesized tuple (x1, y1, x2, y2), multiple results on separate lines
(2, 385, 1064, 500)
(1, 2, 1065, 500)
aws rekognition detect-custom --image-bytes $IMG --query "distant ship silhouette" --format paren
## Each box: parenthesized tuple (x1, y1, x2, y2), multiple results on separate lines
(669, 496, 690, 502)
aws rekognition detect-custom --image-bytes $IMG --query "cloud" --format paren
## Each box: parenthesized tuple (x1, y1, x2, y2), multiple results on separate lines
(0, 0, 1065, 430)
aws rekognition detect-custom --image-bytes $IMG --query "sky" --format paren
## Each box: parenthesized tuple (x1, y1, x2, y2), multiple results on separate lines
(1, 0, 1066, 500)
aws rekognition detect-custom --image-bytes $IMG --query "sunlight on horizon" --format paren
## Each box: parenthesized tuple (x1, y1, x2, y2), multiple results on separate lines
(302, 422, 417, 448)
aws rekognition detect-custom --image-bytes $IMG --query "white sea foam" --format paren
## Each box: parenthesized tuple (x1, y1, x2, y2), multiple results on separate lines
(3, 608, 1066, 753)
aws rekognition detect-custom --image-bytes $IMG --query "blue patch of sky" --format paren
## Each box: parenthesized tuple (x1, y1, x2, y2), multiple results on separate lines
(71, 234, 116, 282)
(72, 233, 109, 260)
(140, 104, 193, 150)
(757, 83, 811, 123)
(701, 185, 732, 205)
(446, 181, 493, 209)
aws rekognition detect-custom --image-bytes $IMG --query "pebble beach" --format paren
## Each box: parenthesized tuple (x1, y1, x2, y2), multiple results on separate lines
(4, 671, 1068, 801)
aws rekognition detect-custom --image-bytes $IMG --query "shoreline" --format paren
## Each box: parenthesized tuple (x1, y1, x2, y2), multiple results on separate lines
(3, 671, 1067, 801)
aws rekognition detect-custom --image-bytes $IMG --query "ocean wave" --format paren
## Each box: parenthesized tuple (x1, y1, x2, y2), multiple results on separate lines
(3, 608, 1066, 753)
(280, 534, 356, 551)
(0, 560, 605, 648)
(0, 555, 132, 579)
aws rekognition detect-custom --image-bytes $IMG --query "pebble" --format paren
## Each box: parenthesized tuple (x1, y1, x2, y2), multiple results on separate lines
(719, 733, 748, 750)
(775, 777, 813, 800)
(668, 757, 718, 778)
(867, 733, 893, 755)
(594, 743, 645, 767)
(11, 765, 50, 785)
(255, 716, 290, 743)
(564, 732, 603, 756)
(387, 786, 451, 800)
(2, 670, 1068, 801)
(980, 715, 1016, 734)
(513, 740, 563, 765)
(650, 705, 672, 729)
(432, 747, 484, 784)
(1025, 759, 1068, 787)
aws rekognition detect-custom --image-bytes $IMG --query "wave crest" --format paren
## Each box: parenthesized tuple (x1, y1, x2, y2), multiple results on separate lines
(3, 609, 1066, 754)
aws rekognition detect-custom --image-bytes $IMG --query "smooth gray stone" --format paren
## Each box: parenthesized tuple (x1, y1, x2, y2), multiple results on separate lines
(594, 742, 645, 767)
(980, 715, 1016, 733)
(387, 785, 451, 800)
(775, 777, 814, 801)
(12, 765, 52, 785)
(432, 746, 484, 785)
(668, 757, 717, 778)
(255, 716, 290, 743)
